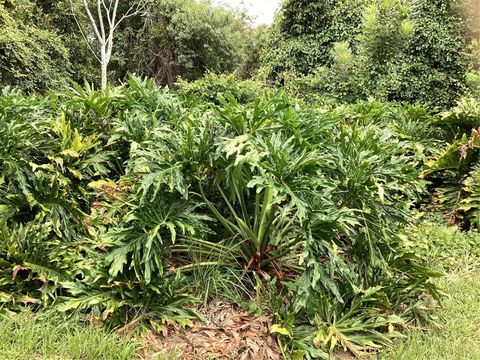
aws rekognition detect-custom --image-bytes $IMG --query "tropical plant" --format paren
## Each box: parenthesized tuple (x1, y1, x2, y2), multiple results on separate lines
(0, 89, 113, 310)
(424, 97, 480, 228)
(0, 79, 447, 358)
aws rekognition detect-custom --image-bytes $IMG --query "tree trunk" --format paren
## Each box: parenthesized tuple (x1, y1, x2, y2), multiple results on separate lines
(101, 57, 108, 90)
(101, 62, 107, 90)
(100, 42, 108, 90)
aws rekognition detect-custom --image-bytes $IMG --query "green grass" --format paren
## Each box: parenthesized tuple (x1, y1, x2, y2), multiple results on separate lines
(377, 265, 480, 360)
(2, 266, 479, 360)
(0, 311, 139, 360)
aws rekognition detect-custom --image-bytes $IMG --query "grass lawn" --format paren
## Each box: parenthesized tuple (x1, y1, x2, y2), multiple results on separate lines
(1, 266, 479, 360)
(377, 265, 480, 360)
(0, 311, 139, 360)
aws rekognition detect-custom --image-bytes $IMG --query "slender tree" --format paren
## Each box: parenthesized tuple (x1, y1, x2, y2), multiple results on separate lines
(71, 0, 147, 89)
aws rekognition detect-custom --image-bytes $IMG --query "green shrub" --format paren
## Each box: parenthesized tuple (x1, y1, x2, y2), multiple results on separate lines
(0, 78, 445, 358)
(261, 0, 366, 84)
(0, 1, 72, 92)
(177, 72, 265, 105)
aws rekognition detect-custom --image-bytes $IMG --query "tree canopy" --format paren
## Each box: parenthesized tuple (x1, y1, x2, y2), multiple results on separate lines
(261, 0, 468, 107)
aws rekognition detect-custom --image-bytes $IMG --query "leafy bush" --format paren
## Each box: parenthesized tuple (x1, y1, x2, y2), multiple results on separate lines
(0, 77, 445, 358)
(0, 1, 72, 92)
(177, 72, 265, 105)
(424, 97, 480, 228)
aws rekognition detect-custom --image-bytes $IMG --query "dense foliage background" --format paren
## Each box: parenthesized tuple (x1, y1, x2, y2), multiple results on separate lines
(261, 0, 469, 108)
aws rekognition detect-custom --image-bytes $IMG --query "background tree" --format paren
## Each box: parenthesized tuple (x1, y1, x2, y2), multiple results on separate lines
(0, 0, 71, 92)
(237, 24, 269, 79)
(118, 0, 254, 87)
(70, 0, 147, 89)
(396, 0, 467, 107)
(261, 0, 468, 107)
(0, 0, 256, 90)
(33, 0, 99, 84)
(260, 0, 366, 84)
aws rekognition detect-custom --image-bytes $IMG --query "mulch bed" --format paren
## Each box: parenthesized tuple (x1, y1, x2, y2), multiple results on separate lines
(143, 300, 282, 359)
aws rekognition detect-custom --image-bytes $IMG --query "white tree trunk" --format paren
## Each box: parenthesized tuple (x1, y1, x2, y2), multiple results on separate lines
(101, 62, 108, 90)
(75, 0, 146, 89)
(101, 47, 108, 90)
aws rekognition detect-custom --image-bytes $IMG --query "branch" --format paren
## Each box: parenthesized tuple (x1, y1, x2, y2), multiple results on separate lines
(96, 0, 106, 42)
(82, 0, 103, 43)
(102, 0, 113, 27)
(69, 0, 101, 62)
(105, 0, 148, 53)
(105, 0, 119, 60)
(109, 0, 120, 34)
(111, 0, 148, 33)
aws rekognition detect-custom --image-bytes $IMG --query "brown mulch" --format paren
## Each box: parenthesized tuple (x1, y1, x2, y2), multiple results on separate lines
(142, 300, 282, 360)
